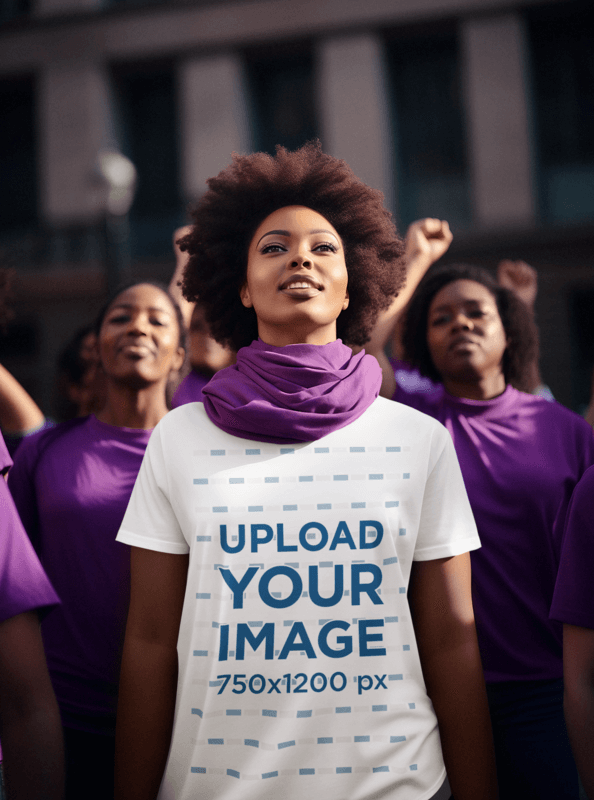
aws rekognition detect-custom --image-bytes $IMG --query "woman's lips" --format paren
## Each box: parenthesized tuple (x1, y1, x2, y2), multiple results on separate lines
(279, 277, 323, 298)
(449, 336, 479, 352)
(119, 343, 153, 358)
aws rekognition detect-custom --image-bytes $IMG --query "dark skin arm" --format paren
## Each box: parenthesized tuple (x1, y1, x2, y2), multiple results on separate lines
(0, 610, 64, 800)
(115, 547, 189, 800)
(563, 623, 594, 799)
(409, 554, 498, 800)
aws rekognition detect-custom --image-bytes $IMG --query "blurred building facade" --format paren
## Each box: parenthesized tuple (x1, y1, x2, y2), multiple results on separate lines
(0, 0, 593, 414)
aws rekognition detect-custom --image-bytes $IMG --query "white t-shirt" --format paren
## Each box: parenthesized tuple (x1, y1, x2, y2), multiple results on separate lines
(118, 397, 480, 800)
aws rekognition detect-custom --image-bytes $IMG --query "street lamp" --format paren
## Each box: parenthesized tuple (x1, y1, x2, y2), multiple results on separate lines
(96, 150, 137, 295)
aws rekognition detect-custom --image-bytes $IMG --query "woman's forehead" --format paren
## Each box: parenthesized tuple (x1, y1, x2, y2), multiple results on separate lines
(107, 284, 175, 314)
(431, 279, 497, 308)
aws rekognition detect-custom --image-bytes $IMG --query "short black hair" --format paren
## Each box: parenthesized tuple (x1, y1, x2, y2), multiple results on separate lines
(402, 263, 539, 392)
(179, 141, 405, 351)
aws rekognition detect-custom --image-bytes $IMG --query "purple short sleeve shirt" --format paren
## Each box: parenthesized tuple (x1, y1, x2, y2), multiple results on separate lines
(8, 415, 151, 733)
(550, 464, 594, 630)
(393, 383, 594, 682)
(0, 432, 12, 474)
(0, 475, 59, 624)
(171, 370, 210, 409)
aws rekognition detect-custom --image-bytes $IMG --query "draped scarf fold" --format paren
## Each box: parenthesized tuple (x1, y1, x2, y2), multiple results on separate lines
(202, 339, 381, 444)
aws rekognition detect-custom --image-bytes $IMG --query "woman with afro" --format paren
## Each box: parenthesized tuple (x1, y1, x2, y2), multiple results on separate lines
(373, 262, 594, 799)
(115, 143, 497, 800)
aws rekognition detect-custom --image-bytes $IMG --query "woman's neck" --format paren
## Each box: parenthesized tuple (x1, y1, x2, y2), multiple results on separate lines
(442, 370, 507, 401)
(95, 382, 169, 429)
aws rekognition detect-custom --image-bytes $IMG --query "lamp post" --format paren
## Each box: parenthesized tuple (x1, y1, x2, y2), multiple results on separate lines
(96, 150, 137, 296)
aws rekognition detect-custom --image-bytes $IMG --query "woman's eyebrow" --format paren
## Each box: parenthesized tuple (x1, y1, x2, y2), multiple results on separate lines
(256, 228, 340, 246)
(257, 229, 289, 245)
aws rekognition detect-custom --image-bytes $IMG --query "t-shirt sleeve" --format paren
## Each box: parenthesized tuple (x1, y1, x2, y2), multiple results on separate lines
(0, 479, 59, 623)
(117, 422, 189, 555)
(413, 425, 481, 561)
(0, 431, 12, 475)
(550, 466, 594, 629)
(6, 429, 46, 551)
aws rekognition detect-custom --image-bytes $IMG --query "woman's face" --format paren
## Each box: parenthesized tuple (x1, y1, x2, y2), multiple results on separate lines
(99, 283, 185, 388)
(240, 206, 349, 347)
(426, 279, 508, 384)
(188, 304, 234, 374)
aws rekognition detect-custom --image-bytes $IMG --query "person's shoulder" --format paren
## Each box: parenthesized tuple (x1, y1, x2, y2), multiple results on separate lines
(162, 401, 208, 425)
(572, 464, 594, 499)
(390, 382, 444, 417)
(364, 396, 449, 441)
(514, 388, 591, 429)
(11, 417, 83, 463)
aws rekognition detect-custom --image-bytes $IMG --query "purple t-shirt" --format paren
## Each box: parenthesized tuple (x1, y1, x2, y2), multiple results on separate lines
(171, 370, 210, 408)
(0, 474, 59, 624)
(550, 464, 594, 630)
(393, 383, 594, 683)
(0, 432, 11, 474)
(8, 415, 151, 735)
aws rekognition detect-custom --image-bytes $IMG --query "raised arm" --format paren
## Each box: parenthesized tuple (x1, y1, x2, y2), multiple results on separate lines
(115, 547, 189, 800)
(409, 553, 498, 800)
(169, 226, 195, 330)
(0, 362, 45, 437)
(365, 219, 452, 398)
(496, 260, 543, 394)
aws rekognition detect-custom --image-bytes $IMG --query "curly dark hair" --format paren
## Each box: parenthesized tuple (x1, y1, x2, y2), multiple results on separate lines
(179, 141, 405, 351)
(402, 263, 539, 392)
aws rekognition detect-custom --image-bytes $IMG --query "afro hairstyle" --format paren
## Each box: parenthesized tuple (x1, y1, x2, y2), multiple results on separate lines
(179, 141, 405, 351)
(402, 263, 539, 392)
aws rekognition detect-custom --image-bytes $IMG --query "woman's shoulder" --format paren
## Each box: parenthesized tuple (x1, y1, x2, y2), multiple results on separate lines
(512, 387, 592, 430)
(356, 395, 452, 451)
(11, 416, 88, 465)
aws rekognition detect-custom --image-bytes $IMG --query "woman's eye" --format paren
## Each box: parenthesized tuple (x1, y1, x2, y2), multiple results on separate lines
(469, 309, 486, 318)
(109, 314, 130, 324)
(314, 243, 337, 253)
(150, 318, 166, 326)
(431, 315, 449, 326)
(261, 244, 285, 254)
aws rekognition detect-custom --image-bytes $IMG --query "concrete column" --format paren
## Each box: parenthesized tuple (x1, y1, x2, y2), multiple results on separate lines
(39, 63, 115, 224)
(178, 54, 250, 201)
(461, 13, 535, 228)
(317, 34, 394, 212)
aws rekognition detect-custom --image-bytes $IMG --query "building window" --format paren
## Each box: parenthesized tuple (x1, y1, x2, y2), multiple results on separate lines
(0, 75, 37, 236)
(111, 60, 183, 258)
(385, 27, 471, 231)
(526, 2, 594, 224)
(244, 44, 318, 155)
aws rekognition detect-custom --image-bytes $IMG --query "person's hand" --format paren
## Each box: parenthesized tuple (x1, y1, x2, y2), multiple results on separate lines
(404, 218, 453, 270)
(497, 259, 538, 309)
(173, 225, 192, 268)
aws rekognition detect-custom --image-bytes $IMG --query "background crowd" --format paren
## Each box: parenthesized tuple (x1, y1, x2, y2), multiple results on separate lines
(1, 161, 594, 799)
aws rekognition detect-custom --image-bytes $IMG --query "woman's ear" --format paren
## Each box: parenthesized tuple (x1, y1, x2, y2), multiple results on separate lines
(240, 282, 253, 309)
(342, 289, 350, 312)
(172, 347, 185, 374)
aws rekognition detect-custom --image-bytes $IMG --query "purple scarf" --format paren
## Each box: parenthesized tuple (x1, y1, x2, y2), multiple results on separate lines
(202, 339, 381, 444)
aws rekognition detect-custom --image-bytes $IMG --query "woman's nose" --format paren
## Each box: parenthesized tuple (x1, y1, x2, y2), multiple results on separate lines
(127, 314, 148, 334)
(452, 313, 473, 331)
(290, 249, 312, 268)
